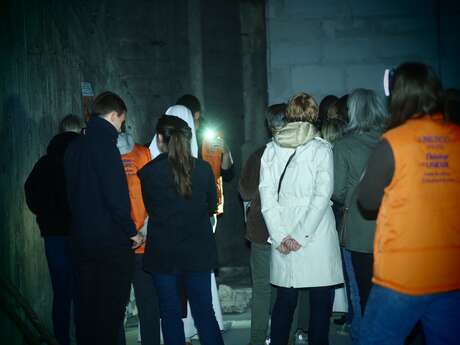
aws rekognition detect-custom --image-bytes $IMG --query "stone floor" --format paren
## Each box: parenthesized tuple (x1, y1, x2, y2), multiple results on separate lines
(125, 312, 353, 345)
(125, 267, 353, 345)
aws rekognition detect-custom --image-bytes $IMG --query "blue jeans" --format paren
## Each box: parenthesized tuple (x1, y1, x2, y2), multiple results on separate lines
(361, 285, 460, 345)
(44, 236, 76, 345)
(343, 249, 362, 345)
(152, 271, 224, 345)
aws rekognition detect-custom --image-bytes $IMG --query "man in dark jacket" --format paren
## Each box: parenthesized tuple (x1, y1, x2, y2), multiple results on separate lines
(64, 91, 143, 345)
(25, 114, 84, 345)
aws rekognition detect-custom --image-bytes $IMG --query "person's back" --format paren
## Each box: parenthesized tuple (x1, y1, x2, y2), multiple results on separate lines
(138, 115, 223, 345)
(116, 132, 161, 345)
(26, 130, 79, 236)
(140, 154, 217, 273)
(24, 114, 83, 345)
(333, 88, 389, 254)
(375, 116, 460, 293)
(66, 116, 135, 249)
(64, 91, 141, 345)
(260, 93, 343, 345)
(358, 62, 460, 345)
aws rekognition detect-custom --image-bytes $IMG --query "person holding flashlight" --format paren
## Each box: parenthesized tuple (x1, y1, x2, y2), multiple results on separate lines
(176, 94, 234, 227)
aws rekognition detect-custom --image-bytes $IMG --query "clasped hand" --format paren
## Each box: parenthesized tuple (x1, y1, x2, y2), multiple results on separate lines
(130, 233, 145, 249)
(277, 235, 301, 254)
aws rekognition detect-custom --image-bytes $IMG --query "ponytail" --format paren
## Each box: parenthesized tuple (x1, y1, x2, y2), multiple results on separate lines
(168, 130, 194, 198)
(156, 116, 194, 198)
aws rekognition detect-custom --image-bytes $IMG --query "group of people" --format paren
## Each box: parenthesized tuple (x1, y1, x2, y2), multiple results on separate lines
(25, 60, 459, 345)
(239, 62, 460, 345)
(25, 93, 233, 345)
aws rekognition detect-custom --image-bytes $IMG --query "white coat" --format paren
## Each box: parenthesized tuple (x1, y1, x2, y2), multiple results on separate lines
(259, 122, 343, 288)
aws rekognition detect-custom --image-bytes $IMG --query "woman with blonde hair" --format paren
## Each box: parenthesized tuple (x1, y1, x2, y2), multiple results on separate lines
(260, 92, 343, 345)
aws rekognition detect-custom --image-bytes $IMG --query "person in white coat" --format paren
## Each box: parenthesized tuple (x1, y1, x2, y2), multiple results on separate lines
(259, 92, 343, 345)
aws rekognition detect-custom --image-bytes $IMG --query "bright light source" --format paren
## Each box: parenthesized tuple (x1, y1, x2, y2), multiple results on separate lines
(204, 128, 217, 141)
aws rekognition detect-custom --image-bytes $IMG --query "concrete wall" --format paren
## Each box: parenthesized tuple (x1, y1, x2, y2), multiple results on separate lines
(0, 0, 268, 342)
(266, 0, 460, 104)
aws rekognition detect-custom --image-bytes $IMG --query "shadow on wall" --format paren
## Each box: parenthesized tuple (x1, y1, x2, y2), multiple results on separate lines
(0, 94, 54, 342)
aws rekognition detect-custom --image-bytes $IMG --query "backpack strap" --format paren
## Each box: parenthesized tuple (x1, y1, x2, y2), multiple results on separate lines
(277, 150, 297, 201)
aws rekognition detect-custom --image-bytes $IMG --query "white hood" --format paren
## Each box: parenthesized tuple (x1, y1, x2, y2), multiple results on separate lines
(149, 105, 198, 159)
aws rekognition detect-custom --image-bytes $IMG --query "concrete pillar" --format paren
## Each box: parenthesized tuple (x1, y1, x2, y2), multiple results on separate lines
(188, 0, 205, 110)
(239, 0, 268, 162)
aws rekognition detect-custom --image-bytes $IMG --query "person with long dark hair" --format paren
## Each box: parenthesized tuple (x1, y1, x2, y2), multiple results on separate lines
(358, 62, 460, 345)
(138, 115, 224, 345)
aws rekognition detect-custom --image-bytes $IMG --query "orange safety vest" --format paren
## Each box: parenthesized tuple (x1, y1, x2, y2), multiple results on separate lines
(121, 144, 152, 254)
(374, 114, 460, 295)
(201, 140, 224, 215)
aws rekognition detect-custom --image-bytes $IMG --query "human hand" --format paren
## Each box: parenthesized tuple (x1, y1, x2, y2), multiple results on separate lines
(213, 137, 233, 169)
(211, 136, 227, 153)
(277, 242, 290, 254)
(282, 236, 301, 252)
(130, 234, 145, 249)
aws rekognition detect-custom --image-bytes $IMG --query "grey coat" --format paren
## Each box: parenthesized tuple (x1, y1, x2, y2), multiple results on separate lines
(332, 129, 382, 253)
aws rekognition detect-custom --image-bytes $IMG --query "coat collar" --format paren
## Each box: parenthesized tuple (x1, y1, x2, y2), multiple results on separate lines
(86, 116, 119, 143)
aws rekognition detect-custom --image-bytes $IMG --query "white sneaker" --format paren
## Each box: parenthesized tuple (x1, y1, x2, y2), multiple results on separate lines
(294, 329, 308, 345)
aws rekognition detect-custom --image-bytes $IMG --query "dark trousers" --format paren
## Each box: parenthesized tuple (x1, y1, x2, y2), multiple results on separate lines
(44, 236, 76, 345)
(350, 251, 373, 315)
(119, 254, 161, 345)
(341, 249, 354, 324)
(74, 248, 134, 345)
(270, 286, 334, 345)
(152, 271, 224, 345)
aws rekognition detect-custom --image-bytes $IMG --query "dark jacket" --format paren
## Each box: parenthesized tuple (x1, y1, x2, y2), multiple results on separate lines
(25, 132, 79, 237)
(238, 145, 269, 244)
(64, 116, 136, 251)
(332, 129, 382, 253)
(138, 153, 218, 273)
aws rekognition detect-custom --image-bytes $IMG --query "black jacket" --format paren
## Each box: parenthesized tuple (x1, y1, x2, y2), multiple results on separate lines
(139, 153, 218, 273)
(25, 132, 79, 237)
(64, 116, 136, 251)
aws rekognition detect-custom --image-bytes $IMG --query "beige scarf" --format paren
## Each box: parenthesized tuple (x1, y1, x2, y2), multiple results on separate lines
(274, 121, 319, 148)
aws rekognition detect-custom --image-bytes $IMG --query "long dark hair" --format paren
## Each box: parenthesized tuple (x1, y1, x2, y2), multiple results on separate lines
(156, 116, 194, 198)
(389, 62, 443, 128)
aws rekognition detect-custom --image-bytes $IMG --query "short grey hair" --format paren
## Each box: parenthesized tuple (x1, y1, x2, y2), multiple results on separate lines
(347, 89, 388, 132)
(59, 114, 84, 133)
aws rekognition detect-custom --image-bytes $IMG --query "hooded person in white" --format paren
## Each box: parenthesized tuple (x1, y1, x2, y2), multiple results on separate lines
(259, 93, 343, 345)
(149, 105, 198, 159)
(148, 104, 224, 341)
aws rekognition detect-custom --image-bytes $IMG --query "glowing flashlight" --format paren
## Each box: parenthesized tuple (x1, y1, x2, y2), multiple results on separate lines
(204, 128, 218, 141)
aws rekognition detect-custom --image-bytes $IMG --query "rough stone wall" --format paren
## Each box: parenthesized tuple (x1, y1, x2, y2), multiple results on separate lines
(266, 0, 460, 104)
(0, 0, 266, 342)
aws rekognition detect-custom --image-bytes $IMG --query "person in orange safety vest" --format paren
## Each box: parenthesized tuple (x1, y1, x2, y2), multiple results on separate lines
(117, 132, 160, 345)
